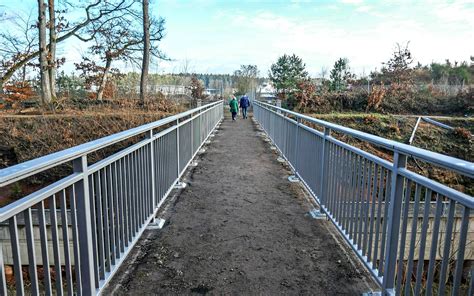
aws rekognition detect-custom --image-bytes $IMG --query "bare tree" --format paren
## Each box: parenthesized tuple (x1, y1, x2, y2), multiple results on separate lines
(1, 0, 139, 88)
(77, 7, 165, 101)
(38, 0, 52, 103)
(139, 0, 150, 103)
(48, 0, 57, 100)
(234, 65, 259, 96)
(0, 10, 37, 84)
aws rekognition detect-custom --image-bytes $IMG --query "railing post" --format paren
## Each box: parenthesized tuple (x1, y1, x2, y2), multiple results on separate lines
(319, 127, 331, 206)
(294, 117, 301, 175)
(382, 151, 407, 295)
(147, 130, 156, 210)
(276, 99, 281, 114)
(73, 155, 96, 295)
(176, 119, 180, 179)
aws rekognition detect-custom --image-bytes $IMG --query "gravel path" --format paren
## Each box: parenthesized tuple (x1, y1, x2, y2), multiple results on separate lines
(104, 112, 377, 295)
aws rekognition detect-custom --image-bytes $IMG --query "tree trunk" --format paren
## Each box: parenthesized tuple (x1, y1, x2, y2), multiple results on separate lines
(139, 0, 150, 104)
(48, 0, 57, 100)
(38, 0, 52, 104)
(97, 57, 112, 101)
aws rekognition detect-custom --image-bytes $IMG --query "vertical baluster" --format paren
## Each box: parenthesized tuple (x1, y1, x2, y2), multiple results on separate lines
(452, 207, 470, 295)
(373, 167, 385, 273)
(87, 174, 98, 289)
(101, 167, 111, 273)
(367, 165, 380, 263)
(59, 189, 73, 295)
(69, 185, 83, 293)
(49, 194, 63, 295)
(425, 194, 443, 295)
(362, 161, 373, 255)
(379, 169, 392, 277)
(113, 162, 121, 258)
(0, 246, 7, 295)
(107, 164, 116, 265)
(118, 158, 125, 253)
(404, 184, 421, 296)
(414, 189, 433, 295)
(37, 200, 52, 294)
(355, 158, 367, 248)
(95, 171, 105, 280)
(438, 199, 455, 295)
(24, 207, 39, 295)
(395, 180, 412, 294)
(9, 215, 24, 295)
(348, 155, 361, 240)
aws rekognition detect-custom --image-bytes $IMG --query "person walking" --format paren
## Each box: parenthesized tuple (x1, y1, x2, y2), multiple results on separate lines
(229, 96, 239, 121)
(239, 95, 250, 119)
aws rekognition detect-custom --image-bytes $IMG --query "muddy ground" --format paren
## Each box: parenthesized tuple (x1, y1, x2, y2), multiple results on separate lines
(103, 112, 378, 295)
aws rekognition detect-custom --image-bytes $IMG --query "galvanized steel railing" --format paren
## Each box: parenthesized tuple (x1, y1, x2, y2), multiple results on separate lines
(254, 101, 474, 295)
(0, 100, 223, 295)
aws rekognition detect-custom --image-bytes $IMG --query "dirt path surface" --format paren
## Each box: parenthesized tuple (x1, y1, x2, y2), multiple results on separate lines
(104, 113, 377, 295)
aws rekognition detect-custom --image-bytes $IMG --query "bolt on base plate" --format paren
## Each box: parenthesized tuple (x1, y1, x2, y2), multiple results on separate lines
(277, 157, 286, 163)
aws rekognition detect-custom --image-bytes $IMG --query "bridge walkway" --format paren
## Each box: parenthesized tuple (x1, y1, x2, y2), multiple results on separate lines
(104, 112, 377, 295)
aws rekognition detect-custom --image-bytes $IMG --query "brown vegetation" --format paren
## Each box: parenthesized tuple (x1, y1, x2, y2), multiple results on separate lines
(308, 114, 473, 195)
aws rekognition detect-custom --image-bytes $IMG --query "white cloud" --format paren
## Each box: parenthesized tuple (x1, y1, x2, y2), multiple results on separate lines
(355, 5, 371, 12)
(339, 0, 364, 4)
(143, 1, 474, 75)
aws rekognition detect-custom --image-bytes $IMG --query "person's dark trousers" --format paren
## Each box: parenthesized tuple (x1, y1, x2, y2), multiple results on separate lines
(241, 107, 248, 118)
(231, 111, 237, 120)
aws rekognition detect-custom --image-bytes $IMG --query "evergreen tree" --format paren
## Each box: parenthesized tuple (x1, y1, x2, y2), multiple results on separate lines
(329, 58, 353, 91)
(269, 54, 308, 100)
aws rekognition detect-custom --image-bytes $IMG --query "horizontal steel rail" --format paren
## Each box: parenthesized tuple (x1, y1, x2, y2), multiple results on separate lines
(0, 100, 223, 187)
(255, 101, 474, 178)
(254, 100, 474, 296)
(0, 101, 224, 295)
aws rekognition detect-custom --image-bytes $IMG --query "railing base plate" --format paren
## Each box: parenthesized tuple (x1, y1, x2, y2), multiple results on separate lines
(147, 218, 166, 230)
(362, 291, 382, 296)
(308, 208, 326, 219)
(174, 181, 187, 189)
(288, 175, 300, 182)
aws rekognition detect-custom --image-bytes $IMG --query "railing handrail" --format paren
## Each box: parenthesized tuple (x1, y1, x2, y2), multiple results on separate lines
(255, 101, 474, 178)
(0, 100, 223, 187)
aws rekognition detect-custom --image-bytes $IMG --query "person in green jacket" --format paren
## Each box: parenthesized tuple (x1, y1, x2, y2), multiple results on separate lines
(229, 96, 239, 121)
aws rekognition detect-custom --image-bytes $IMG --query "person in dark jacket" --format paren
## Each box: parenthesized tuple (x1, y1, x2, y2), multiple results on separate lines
(229, 96, 239, 121)
(239, 95, 250, 119)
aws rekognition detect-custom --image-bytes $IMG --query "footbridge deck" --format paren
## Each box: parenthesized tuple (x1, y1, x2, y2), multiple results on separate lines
(0, 101, 472, 295)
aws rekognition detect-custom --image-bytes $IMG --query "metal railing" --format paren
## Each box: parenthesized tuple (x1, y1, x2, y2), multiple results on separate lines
(254, 101, 474, 295)
(0, 100, 223, 295)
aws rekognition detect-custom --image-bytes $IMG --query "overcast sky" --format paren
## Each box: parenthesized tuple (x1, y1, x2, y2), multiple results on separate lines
(2, 0, 473, 77)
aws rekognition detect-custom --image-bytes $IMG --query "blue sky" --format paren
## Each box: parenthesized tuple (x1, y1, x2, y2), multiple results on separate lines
(1, 0, 473, 77)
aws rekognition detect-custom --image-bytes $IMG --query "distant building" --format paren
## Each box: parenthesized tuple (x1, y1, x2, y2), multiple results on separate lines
(257, 82, 277, 102)
(156, 85, 190, 95)
(203, 88, 219, 96)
